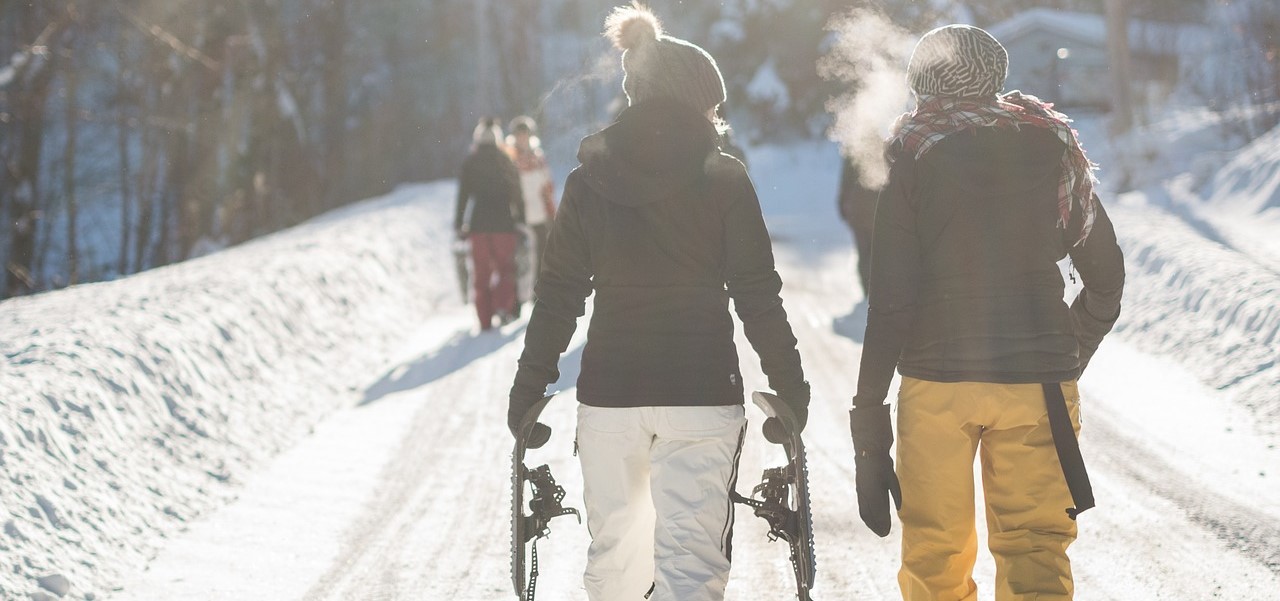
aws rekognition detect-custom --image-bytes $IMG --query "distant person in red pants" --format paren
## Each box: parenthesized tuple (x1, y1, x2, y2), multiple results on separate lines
(456, 117, 525, 331)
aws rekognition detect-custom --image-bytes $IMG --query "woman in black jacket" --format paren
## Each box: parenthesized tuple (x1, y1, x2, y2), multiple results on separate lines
(847, 25, 1125, 601)
(508, 5, 808, 600)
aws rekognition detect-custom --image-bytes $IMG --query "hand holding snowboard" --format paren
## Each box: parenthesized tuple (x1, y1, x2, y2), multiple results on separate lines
(763, 382, 810, 444)
(734, 391, 817, 600)
(511, 394, 579, 600)
(509, 395, 551, 449)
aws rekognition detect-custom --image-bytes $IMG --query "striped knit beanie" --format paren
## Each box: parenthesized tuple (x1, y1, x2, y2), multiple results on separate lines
(907, 25, 1008, 99)
(605, 3, 727, 113)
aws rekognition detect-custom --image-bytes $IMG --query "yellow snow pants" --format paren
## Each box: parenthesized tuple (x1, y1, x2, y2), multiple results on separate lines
(896, 377, 1081, 601)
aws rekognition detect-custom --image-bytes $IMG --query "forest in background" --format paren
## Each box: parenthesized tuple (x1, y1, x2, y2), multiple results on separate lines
(0, 0, 1273, 299)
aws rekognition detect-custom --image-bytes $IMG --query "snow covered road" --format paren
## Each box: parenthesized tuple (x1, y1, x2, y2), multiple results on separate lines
(109, 150, 1280, 600)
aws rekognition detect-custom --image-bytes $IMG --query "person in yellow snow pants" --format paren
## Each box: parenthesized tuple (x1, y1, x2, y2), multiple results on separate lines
(895, 378, 1081, 601)
(845, 23, 1126, 601)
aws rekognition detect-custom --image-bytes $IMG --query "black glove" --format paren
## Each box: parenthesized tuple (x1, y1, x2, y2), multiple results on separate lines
(763, 381, 810, 444)
(849, 403, 901, 537)
(508, 395, 551, 450)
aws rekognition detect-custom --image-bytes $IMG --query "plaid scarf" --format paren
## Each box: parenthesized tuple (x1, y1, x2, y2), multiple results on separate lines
(889, 91, 1098, 245)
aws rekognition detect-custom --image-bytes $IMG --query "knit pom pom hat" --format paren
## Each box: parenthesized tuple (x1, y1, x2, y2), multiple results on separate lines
(907, 24, 1008, 99)
(604, 3, 726, 112)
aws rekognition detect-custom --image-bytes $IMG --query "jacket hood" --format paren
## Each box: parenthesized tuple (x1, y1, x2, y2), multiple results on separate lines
(577, 99, 719, 207)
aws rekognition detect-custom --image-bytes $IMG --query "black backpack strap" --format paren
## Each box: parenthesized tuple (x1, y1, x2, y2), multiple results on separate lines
(1043, 382, 1095, 519)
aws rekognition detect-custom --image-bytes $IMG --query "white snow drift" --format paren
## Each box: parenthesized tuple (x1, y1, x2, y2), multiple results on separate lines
(0, 183, 457, 600)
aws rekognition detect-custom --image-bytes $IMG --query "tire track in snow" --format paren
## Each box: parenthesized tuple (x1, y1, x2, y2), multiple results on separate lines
(752, 247, 920, 600)
(1087, 415, 1280, 575)
(395, 343, 528, 599)
(303, 325, 526, 601)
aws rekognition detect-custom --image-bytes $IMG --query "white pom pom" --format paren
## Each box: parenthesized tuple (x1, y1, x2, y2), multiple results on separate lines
(604, 2, 662, 51)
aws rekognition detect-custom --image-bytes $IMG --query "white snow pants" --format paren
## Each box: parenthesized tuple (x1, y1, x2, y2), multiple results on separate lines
(576, 404, 747, 601)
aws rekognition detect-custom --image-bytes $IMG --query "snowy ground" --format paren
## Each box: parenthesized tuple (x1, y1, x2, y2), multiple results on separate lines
(5, 119, 1280, 599)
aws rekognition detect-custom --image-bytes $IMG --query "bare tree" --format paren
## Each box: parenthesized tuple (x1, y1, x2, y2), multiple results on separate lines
(133, 68, 162, 272)
(320, 0, 348, 209)
(496, 0, 542, 116)
(62, 3, 82, 285)
(473, 0, 496, 117)
(1, 5, 73, 296)
(116, 34, 134, 275)
(1105, 0, 1135, 134)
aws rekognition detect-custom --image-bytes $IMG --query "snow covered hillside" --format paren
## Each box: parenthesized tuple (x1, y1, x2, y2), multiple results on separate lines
(1, 184, 458, 599)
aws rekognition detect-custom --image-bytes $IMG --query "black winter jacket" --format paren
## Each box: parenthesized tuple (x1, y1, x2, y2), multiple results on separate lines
(455, 144, 524, 233)
(855, 126, 1125, 406)
(511, 99, 807, 408)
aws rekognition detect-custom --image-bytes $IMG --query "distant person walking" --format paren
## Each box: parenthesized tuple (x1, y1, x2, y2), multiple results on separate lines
(847, 25, 1125, 601)
(508, 5, 808, 600)
(456, 117, 525, 331)
(836, 156, 880, 298)
(507, 115, 556, 301)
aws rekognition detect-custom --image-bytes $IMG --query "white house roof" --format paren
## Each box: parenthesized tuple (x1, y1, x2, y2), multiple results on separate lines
(987, 8, 1210, 56)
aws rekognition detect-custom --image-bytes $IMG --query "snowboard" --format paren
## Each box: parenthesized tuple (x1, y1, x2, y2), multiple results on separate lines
(511, 394, 579, 600)
(452, 238, 470, 303)
(733, 391, 817, 600)
(514, 226, 535, 304)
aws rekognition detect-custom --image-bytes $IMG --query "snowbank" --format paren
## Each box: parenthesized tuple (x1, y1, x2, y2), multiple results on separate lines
(1070, 114, 1280, 435)
(1192, 123, 1280, 263)
(1205, 123, 1280, 216)
(1097, 109, 1280, 263)
(0, 183, 458, 600)
(1107, 197, 1280, 435)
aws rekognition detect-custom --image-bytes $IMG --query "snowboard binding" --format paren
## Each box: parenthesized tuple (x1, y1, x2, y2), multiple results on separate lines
(735, 465, 805, 546)
(520, 465, 579, 542)
(733, 391, 817, 600)
(511, 395, 580, 601)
